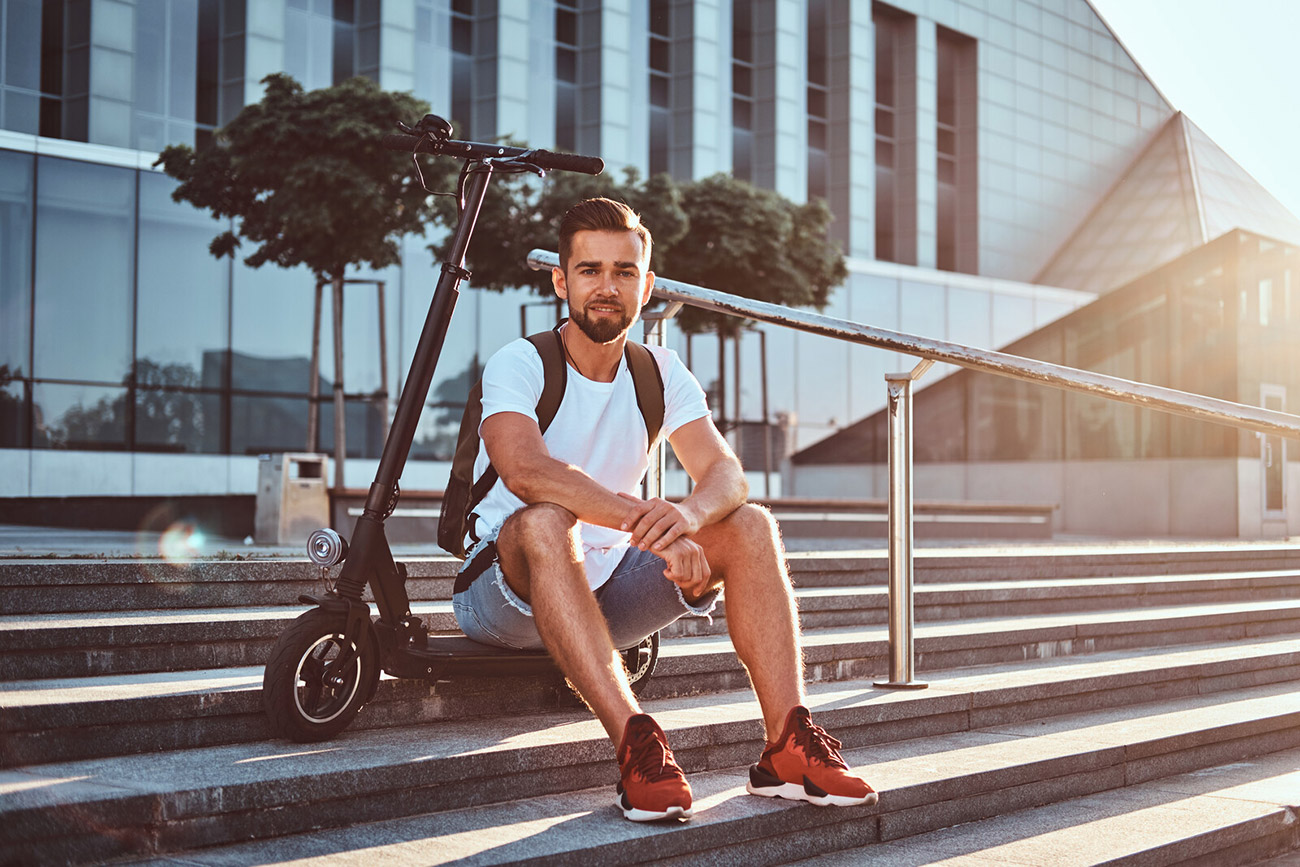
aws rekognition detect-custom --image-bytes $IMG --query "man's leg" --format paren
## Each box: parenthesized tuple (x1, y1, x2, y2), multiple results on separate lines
(690, 503, 803, 741)
(693, 503, 877, 808)
(494, 502, 693, 821)
(495, 502, 639, 744)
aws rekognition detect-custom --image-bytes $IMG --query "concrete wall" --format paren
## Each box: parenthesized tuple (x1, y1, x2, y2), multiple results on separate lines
(0, 449, 452, 498)
(789, 457, 1259, 538)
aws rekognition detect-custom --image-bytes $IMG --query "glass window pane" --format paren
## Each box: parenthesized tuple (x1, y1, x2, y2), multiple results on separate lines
(556, 47, 576, 83)
(900, 281, 945, 339)
(556, 9, 576, 45)
(319, 397, 386, 458)
(0, 150, 33, 373)
(807, 87, 826, 119)
(732, 97, 751, 130)
(231, 394, 308, 455)
(136, 388, 222, 453)
(650, 74, 669, 108)
(649, 39, 669, 73)
(33, 382, 128, 449)
(732, 62, 751, 97)
(4, 0, 42, 90)
(134, 0, 167, 114)
(167, 1, 199, 119)
(230, 261, 317, 393)
(137, 172, 228, 384)
(34, 157, 135, 383)
(0, 378, 26, 447)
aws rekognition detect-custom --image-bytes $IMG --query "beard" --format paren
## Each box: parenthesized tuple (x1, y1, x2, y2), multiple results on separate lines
(569, 300, 633, 344)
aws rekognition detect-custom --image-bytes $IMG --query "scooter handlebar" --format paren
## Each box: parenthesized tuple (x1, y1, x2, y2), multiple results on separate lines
(382, 133, 604, 176)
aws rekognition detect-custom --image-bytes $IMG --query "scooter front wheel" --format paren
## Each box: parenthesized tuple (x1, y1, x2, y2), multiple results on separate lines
(263, 608, 380, 742)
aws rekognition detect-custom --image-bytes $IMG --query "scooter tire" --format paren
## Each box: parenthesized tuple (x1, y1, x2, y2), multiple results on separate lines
(263, 607, 380, 743)
(624, 631, 659, 696)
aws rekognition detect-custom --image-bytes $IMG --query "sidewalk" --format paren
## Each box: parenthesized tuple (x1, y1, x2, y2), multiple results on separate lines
(0, 521, 1294, 560)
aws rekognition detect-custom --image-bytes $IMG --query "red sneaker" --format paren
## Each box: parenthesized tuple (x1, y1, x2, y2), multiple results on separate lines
(616, 714, 693, 821)
(746, 706, 878, 807)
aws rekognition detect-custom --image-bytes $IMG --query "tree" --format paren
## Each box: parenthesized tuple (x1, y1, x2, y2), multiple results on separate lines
(663, 174, 846, 431)
(155, 73, 438, 488)
(431, 166, 689, 295)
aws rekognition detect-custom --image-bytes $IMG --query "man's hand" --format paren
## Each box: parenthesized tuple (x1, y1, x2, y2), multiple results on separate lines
(618, 492, 700, 552)
(657, 536, 712, 600)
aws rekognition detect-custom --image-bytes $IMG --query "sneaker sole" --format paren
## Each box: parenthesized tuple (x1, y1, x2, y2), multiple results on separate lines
(620, 802, 693, 822)
(746, 779, 878, 808)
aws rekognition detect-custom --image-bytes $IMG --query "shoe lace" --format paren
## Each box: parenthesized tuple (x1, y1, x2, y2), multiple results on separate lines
(793, 719, 849, 770)
(627, 728, 681, 783)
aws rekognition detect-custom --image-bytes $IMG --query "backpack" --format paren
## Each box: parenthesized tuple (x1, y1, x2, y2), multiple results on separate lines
(437, 324, 666, 559)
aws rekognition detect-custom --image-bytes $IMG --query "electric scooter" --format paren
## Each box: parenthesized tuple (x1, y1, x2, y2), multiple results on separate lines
(260, 114, 660, 742)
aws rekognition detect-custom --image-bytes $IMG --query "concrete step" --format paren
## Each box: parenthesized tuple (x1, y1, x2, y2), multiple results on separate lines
(789, 748, 1300, 867)
(121, 750, 1300, 867)
(9, 674, 1299, 865)
(6, 542, 1300, 613)
(675, 568, 1300, 636)
(6, 591, 1300, 681)
(4, 629, 1299, 770)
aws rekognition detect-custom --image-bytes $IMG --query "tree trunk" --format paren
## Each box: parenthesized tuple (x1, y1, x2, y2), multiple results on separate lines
(715, 325, 727, 434)
(376, 280, 390, 440)
(331, 275, 346, 491)
(307, 280, 323, 452)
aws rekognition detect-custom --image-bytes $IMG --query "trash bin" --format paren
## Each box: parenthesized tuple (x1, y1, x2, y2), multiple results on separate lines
(255, 453, 331, 545)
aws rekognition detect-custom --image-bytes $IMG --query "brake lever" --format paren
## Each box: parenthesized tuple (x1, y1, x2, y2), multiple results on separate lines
(485, 152, 547, 178)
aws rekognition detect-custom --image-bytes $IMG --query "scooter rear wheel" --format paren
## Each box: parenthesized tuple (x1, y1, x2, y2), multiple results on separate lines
(263, 608, 379, 742)
(624, 631, 659, 695)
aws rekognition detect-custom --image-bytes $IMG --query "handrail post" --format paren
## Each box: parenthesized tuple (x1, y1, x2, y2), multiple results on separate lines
(875, 359, 932, 690)
(642, 302, 683, 500)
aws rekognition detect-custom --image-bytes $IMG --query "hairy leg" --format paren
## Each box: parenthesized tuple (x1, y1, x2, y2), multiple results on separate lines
(496, 503, 640, 745)
(692, 504, 804, 742)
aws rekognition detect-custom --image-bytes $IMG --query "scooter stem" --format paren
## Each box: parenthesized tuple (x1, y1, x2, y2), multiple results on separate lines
(333, 162, 495, 606)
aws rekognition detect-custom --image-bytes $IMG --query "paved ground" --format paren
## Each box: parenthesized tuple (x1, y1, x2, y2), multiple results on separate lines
(1, 522, 1296, 560)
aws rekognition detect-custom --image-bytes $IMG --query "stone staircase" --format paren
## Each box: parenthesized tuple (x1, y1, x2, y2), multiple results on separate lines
(2, 543, 1299, 865)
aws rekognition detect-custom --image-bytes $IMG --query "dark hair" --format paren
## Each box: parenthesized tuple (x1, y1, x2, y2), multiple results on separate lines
(558, 198, 653, 269)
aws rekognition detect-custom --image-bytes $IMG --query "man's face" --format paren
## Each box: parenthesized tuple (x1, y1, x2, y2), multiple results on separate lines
(553, 229, 654, 345)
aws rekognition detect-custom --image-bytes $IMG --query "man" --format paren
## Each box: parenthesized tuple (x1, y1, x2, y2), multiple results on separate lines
(451, 197, 877, 821)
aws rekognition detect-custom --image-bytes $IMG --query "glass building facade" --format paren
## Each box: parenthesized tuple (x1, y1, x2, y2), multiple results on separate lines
(792, 230, 1300, 536)
(1, 0, 1297, 536)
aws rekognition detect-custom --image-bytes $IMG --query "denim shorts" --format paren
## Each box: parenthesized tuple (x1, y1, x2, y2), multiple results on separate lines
(451, 524, 721, 652)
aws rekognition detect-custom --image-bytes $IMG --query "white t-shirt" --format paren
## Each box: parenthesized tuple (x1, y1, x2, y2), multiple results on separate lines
(472, 334, 711, 590)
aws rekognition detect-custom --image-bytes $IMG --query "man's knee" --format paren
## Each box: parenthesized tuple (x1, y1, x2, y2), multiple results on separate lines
(496, 503, 583, 603)
(720, 502, 780, 541)
(500, 502, 580, 556)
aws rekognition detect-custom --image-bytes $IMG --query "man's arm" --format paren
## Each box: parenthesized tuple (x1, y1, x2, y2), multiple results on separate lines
(621, 415, 747, 552)
(480, 411, 637, 531)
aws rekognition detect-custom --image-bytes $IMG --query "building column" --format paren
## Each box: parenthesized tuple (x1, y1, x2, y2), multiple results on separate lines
(244, 0, 286, 108)
(670, 0, 730, 179)
(378, 1, 416, 95)
(827, 0, 873, 258)
(899, 17, 937, 268)
(87, 0, 135, 148)
(522, 0, 557, 148)
(753, 0, 806, 200)
(576, 0, 645, 175)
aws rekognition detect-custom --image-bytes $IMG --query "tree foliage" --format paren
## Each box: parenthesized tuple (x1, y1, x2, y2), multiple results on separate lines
(154, 73, 436, 280)
(429, 165, 689, 295)
(663, 174, 846, 336)
(442, 165, 845, 338)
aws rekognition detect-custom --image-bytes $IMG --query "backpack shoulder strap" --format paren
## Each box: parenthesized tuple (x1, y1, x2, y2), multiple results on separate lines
(525, 328, 567, 433)
(465, 330, 567, 510)
(624, 341, 665, 446)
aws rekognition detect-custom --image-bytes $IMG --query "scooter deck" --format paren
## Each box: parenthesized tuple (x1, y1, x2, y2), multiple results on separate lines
(387, 635, 561, 681)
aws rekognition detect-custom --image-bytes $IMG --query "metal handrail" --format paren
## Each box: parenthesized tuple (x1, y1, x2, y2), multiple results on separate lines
(527, 248, 1300, 689)
(529, 249, 1300, 440)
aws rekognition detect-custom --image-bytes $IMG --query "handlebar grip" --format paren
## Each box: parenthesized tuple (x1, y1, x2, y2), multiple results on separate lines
(524, 149, 605, 176)
(382, 133, 430, 153)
